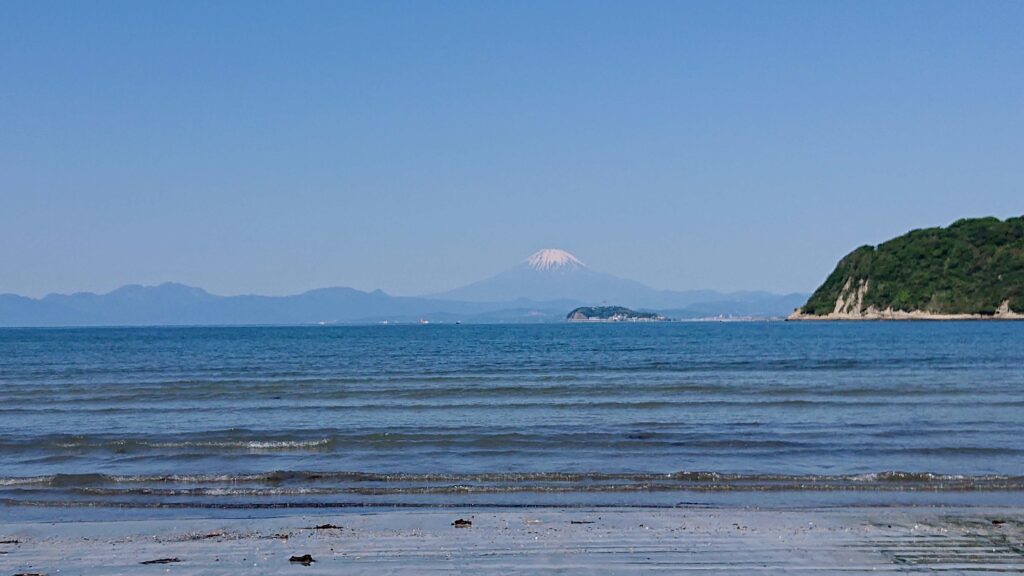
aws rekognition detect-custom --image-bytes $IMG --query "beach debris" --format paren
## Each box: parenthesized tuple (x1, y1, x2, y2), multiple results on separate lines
(13, 573, 47, 576)
(0, 540, 19, 544)
(451, 518, 472, 528)
(570, 520, 594, 524)
(140, 557, 180, 565)
(312, 523, 342, 530)
(991, 519, 1006, 525)
(289, 554, 315, 565)
(187, 531, 224, 540)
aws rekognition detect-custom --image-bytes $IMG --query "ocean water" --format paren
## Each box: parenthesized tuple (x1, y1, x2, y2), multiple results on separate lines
(1, 323, 1023, 512)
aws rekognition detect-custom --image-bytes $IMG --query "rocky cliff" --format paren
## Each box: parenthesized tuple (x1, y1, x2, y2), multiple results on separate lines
(791, 216, 1024, 320)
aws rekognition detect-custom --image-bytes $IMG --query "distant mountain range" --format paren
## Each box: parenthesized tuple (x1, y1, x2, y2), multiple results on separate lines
(0, 249, 806, 326)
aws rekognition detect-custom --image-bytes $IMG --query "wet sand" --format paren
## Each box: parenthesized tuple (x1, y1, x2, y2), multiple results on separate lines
(2, 506, 1023, 574)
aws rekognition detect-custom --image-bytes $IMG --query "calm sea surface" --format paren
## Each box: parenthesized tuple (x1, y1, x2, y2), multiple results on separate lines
(1, 323, 1023, 511)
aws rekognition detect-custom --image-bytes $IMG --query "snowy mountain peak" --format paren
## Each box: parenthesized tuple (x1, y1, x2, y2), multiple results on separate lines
(525, 249, 586, 271)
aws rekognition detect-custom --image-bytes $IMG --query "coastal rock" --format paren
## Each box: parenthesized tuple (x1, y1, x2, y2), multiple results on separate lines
(289, 554, 315, 565)
(139, 557, 180, 564)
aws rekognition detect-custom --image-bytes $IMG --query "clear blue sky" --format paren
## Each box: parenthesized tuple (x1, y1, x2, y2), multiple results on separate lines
(2, 1, 1022, 297)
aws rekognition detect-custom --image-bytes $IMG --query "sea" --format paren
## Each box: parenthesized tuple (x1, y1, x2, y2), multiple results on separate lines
(2, 322, 1023, 518)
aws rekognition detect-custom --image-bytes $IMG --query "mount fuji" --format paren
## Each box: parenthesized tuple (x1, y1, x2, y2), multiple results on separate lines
(437, 249, 661, 304)
(436, 248, 800, 311)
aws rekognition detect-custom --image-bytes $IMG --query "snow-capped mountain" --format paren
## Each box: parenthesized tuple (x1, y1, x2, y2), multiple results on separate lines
(436, 248, 806, 312)
(524, 248, 587, 271)
(436, 248, 653, 304)
(435, 249, 684, 306)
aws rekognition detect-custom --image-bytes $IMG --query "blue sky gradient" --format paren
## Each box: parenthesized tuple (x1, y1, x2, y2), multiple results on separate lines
(2, 1, 1022, 296)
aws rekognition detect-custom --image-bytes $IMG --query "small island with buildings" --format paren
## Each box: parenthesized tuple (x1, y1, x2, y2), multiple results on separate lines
(567, 306, 667, 322)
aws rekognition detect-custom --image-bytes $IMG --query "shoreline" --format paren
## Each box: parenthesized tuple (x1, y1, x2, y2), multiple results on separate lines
(787, 311, 1024, 321)
(788, 297, 1024, 320)
(3, 505, 1023, 574)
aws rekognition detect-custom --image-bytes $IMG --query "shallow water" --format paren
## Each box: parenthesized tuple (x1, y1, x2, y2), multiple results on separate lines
(1, 322, 1022, 509)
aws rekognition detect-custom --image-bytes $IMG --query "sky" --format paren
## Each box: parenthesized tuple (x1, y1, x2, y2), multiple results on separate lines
(2, 1, 1022, 298)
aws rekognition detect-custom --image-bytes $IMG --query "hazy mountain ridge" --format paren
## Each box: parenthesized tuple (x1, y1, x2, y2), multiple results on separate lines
(0, 284, 803, 326)
(0, 283, 583, 326)
(1, 249, 806, 326)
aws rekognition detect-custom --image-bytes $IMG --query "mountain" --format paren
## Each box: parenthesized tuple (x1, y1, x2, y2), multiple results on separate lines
(0, 283, 576, 327)
(438, 249, 658, 304)
(0, 249, 807, 326)
(791, 216, 1024, 320)
(437, 248, 805, 314)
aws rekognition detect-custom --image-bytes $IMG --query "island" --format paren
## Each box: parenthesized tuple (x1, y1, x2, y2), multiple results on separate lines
(790, 216, 1024, 320)
(567, 306, 667, 322)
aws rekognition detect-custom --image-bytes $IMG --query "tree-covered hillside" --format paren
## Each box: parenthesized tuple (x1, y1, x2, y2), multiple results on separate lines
(567, 306, 663, 321)
(800, 216, 1024, 316)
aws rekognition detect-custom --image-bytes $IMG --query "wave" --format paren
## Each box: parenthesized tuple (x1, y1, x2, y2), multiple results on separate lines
(101, 438, 332, 450)
(3, 470, 1023, 491)
(3, 430, 1021, 461)
(3, 378, 1006, 406)
(0, 432, 337, 453)
(0, 359, 911, 387)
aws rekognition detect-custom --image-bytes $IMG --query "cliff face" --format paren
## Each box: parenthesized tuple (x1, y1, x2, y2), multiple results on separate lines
(792, 216, 1024, 320)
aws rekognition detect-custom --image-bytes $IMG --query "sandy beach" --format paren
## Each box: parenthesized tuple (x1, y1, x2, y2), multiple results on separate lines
(3, 506, 1023, 574)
